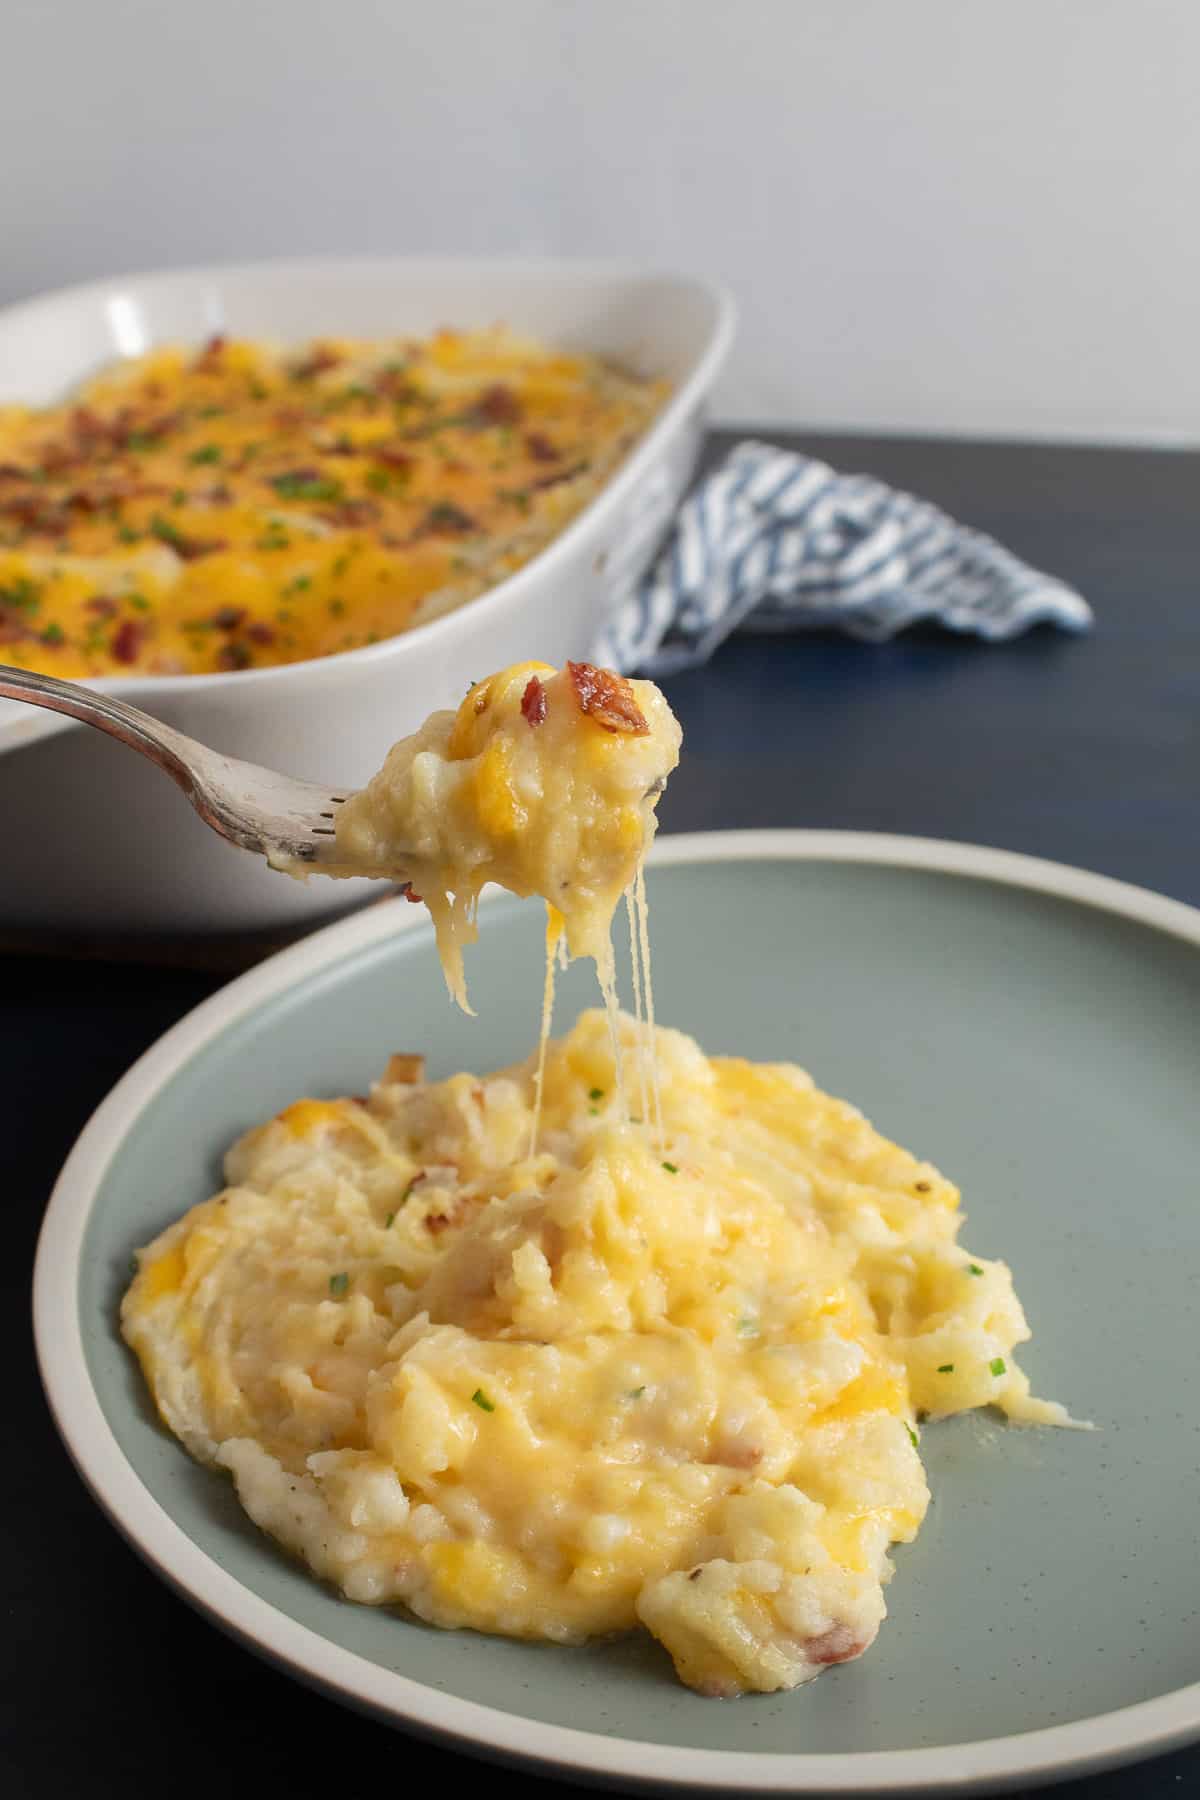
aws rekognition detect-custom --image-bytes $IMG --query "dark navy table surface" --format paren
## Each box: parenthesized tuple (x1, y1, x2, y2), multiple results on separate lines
(6, 432, 1198, 1800)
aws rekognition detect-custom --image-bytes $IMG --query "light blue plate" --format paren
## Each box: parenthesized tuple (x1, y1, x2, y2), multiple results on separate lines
(34, 833, 1200, 1793)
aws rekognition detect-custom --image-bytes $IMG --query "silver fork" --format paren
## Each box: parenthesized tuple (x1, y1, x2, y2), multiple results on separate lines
(0, 664, 361, 868)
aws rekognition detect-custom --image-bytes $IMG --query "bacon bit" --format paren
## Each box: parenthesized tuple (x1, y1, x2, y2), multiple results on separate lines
(0, 463, 31, 481)
(372, 369, 419, 404)
(425, 1211, 458, 1236)
(0, 494, 69, 535)
(371, 443, 414, 473)
(193, 334, 227, 371)
(290, 344, 342, 380)
(566, 661, 649, 735)
(272, 407, 308, 433)
(525, 432, 559, 463)
(0, 611, 33, 644)
(178, 533, 227, 561)
(806, 1624, 868, 1667)
(216, 641, 252, 671)
(246, 622, 276, 646)
(383, 1053, 425, 1086)
(110, 619, 144, 665)
(38, 438, 83, 476)
(211, 606, 246, 631)
(319, 497, 380, 529)
(471, 384, 522, 427)
(400, 882, 422, 903)
(521, 674, 548, 726)
(85, 596, 119, 617)
(70, 407, 107, 447)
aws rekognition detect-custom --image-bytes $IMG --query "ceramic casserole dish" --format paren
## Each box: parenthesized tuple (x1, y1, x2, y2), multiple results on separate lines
(0, 256, 734, 933)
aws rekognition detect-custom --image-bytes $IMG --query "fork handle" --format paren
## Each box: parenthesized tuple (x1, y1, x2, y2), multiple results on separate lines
(0, 664, 204, 802)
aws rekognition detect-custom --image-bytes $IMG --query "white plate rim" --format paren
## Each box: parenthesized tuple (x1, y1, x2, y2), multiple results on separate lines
(31, 828, 1200, 1796)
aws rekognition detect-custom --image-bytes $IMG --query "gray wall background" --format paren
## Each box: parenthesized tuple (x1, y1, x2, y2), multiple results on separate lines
(5, 0, 1198, 441)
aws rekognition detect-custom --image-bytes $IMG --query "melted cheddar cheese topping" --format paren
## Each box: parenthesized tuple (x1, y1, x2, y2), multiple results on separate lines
(122, 1009, 1066, 1698)
(0, 331, 665, 675)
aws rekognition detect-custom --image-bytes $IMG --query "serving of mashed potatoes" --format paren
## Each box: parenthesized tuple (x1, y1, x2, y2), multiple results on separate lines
(122, 1008, 1066, 1698)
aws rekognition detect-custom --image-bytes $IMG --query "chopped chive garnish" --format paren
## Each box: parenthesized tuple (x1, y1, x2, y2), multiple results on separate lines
(737, 1317, 758, 1337)
(905, 1422, 920, 1449)
(401, 1176, 418, 1203)
(968, 1263, 984, 1276)
(128, 593, 151, 612)
(626, 1386, 646, 1400)
(0, 577, 41, 612)
(937, 1363, 955, 1374)
(188, 444, 222, 464)
(171, 488, 187, 506)
(589, 1087, 605, 1101)
(662, 1161, 679, 1174)
(328, 1272, 349, 1296)
(39, 622, 65, 645)
(150, 513, 185, 548)
(384, 1211, 395, 1228)
(588, 1106, 599, 1116)
(271, 472, 343, 502)
(471, 1388, 495, 1413)
(989, 1356, 1006, 1377)
(117, 524, 141, 544)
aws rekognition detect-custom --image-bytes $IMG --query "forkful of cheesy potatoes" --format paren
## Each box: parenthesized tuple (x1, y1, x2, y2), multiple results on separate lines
(0, 656, 681, 1010)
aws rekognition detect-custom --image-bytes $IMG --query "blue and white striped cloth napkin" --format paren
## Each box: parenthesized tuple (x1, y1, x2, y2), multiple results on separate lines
(599, 441, 1093, 676)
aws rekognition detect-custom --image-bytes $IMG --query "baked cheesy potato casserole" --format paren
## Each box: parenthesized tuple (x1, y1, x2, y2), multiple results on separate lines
(0, 331, 664, 675)
(122, 661, 1068, 1698)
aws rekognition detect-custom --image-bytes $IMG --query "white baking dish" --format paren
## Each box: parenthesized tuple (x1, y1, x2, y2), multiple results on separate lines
(0, 257, 734, 934)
